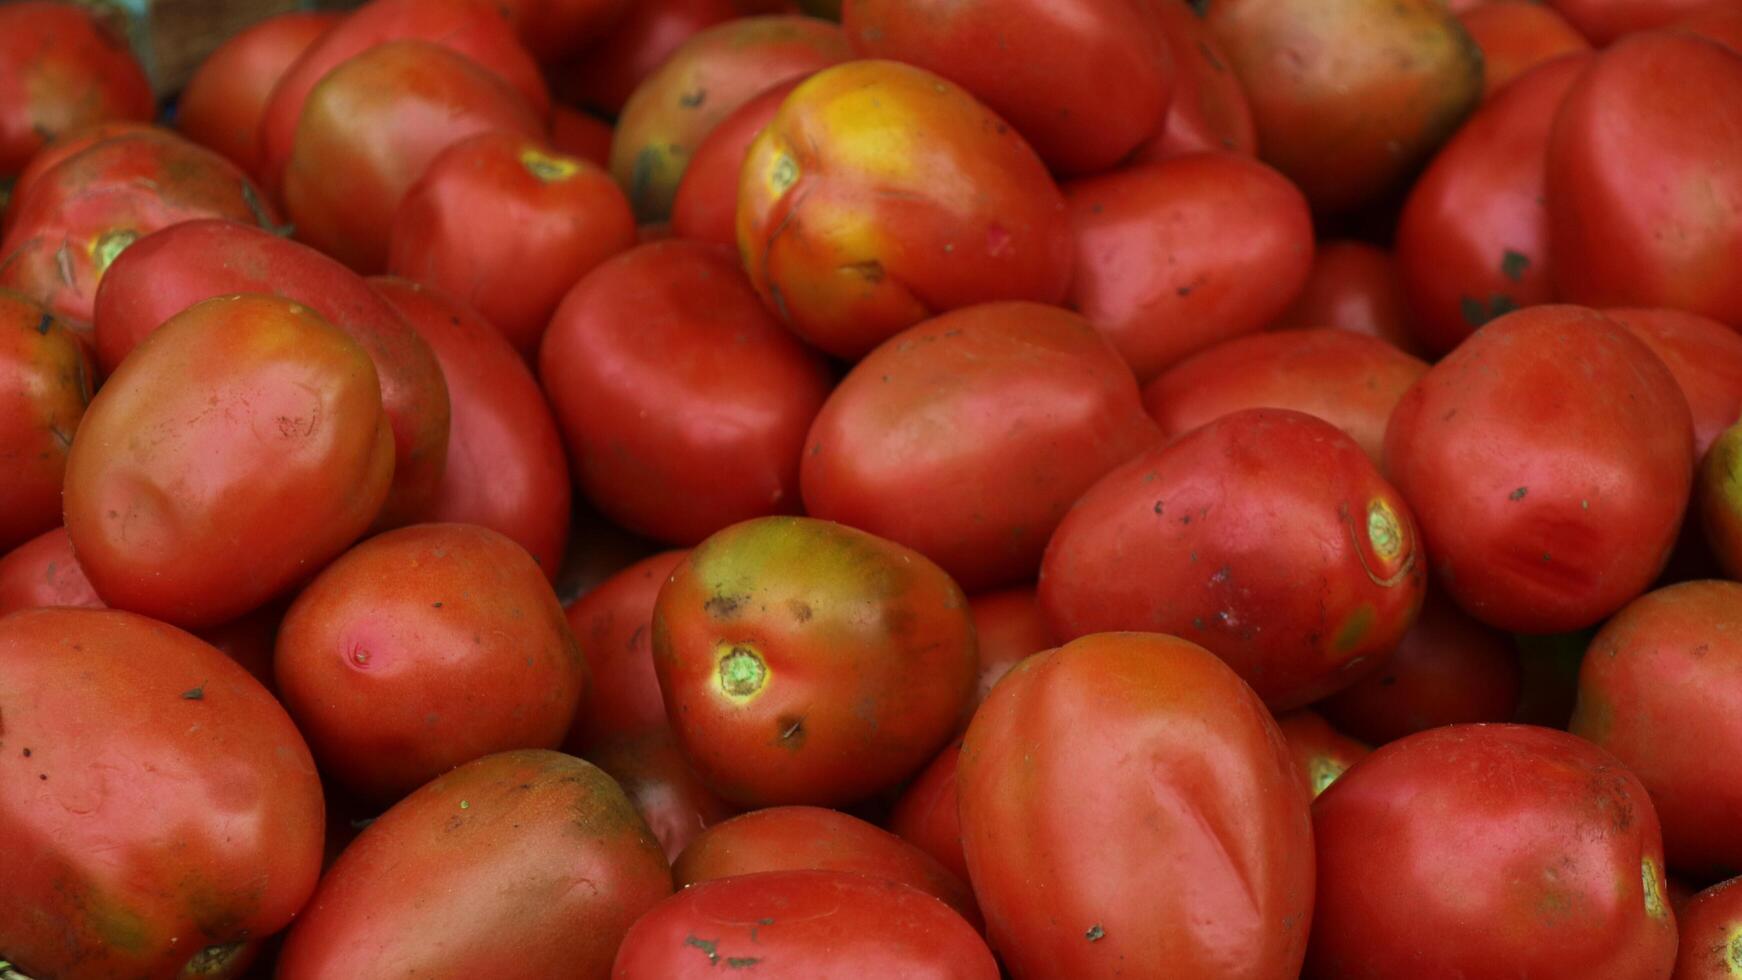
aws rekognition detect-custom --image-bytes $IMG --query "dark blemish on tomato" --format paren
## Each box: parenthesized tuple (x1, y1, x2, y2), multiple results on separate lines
(749, 917, 774, 942)
(839, 259, 885, 282)
(1086, 924, 1105, 941)
(776, 715, 806, 748)
(1500, 250, 1530, 282)
(679, 88, 707, 109)
(1541, 552, 1552, 562)
(1153, 500, 1164, 515)
(627, 624, 646, 650)
(726, 958, 761, 969)
(449, 316, 460, 326)
(684, 936, 721, 965)
(1192, 617, 1206, 630)
(39, 773, 47, 780)
(35, 312, 52, 335)
(1182, 514, 1193, 525)
(1442, 409, 1458, 422)
(432, 601, 443, 609)
(181, 685, 204, 701)
(788, 599, 812, 622)
(1509, 487, 1528, 501)
(705, 594, 745, 618)
(21, 747, 30, 758)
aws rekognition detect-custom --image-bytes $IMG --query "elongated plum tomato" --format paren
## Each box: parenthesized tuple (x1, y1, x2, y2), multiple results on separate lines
(1042, 408, 1426, 710)
(1457, 2, 1590, 101)
(652, 516, 976, 807)
(563, 549, 689, 750)
(1704, 420, 1742, 580)
(1671, 877, 1742, 980)
(276, 750, 672, 980)
(175, 11, 342, 178)
(585, 725, 738, 863)
(1130, 0, 1258, 163)
(0, 608, 324, 980)
(1308, 724, 1677, 979)
(63, 294, 394, 629)
(613, 870, 998, 979)
(959, 632, 1314, 979)
(1382, 305, 1694, 634)
(802, 302, 1158, 592)
(0, 290, 91, 553)
(1270, 241, 1422, 356)
(0, 1, 153, 175)
(888, 739, 969, 883)
(670, 79, 799, 247)
(737, 59, 1073, 361)
(2, 120, 158, 237)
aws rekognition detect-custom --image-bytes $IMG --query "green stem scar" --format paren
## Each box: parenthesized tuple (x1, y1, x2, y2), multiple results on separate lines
(717, 645, 768, 700)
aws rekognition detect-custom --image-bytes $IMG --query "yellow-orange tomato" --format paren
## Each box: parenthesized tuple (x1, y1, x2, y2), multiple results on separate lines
(737, 60, 1073, 361)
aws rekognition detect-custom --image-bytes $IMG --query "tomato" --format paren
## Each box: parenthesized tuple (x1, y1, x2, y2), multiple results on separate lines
(563, 549, 689, 750)
(1129, 0, 1257, 163)
(1142, 328, 1427, 466)
(1042, 408, 1425, 709)
(887, 739, 968, 883)
(1204, 0, 1482, 213)
(672, 805, 979, 925)
(1606, 307, 1742, 461)
(1569, 581, 1742, 877)
(1394, 53, 1589, 356)
(652, 516, 976, 807)
(63, 294, 393, 628)
(670, 79, 799, 247)
(1318, 589, 1522, 744)
(0, 2, 153, 175)
(737, 60, 1073, 361)
(1547, 0, 1717, 44)
(275, 523, 585, 801)
(1546, 33, 1742, 326)
(1703, 420, 1742, 580)
(369, 277, 572, 577)
(94, 219, 451, 528)
(551, 0, 744, 117)
(843, 0, 1173, 175)
(967, 587, 1055, 711)
(959, 632, 1313, 978)
(1271, 241, 1422, 356)
(1277, 710, 1370, 799)
(175, 11, 341, 179)
(801, 302, 1158, 592)
(1672, 877, 1742, 980)
(585, 726, 739, 862)
(1308, 724, 1678, 979)
(1458, 1, 1591, 101)
(0, 608, 324, 980)
(550, 104, 614, 168)
(1, 119, 158, 237)
(1672, 3, 1742, 51)
(613, 870, 998, 979)
(277, 749, 671, 980)
(1383, 305, 1695, 633)
(0, 526, 100, 616)
(497, 0, 631, 63)
(539, 241, 832, 545)
(611, 16, 850, 223)
(1063, 152, 1314, 381)
(0, 290, 90, 553)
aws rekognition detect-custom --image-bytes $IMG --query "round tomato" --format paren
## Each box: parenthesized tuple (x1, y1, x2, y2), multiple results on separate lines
(669, 78, 798, 247)
(1703, 419, 1742, 579)
(0, 2, 152, 175)
(585, 725, 738, 863)
(563, 549, 690, 750)
(0, 526, 101, 616)
(1458, 1, 1591, 101)
(1671, 877, 1742, 980)
(1270, 240, 1422, 356)
(0, 289, 90, 552)
(1276, 710, 1370, 799)
(887, 738, 968, 883)
(967, 587, 1055, 712)
(1130, 0, 1257, 163)
(175, 11, 341, 179)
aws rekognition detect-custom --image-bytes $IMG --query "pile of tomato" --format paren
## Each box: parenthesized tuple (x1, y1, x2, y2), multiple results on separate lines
(2, 0, 1741, 976)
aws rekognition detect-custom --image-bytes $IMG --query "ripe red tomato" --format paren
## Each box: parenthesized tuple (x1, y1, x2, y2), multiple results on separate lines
(1271, 241, 1423, 356)
(1547, 0, 1717, 44)
(0, 2, 153, 175)
(1383, 305, 1695, 633)
(551, 0, 744, 116)
(967, 587, 1056, 711)
(1671, 877, 1742, 980)
(0, 290, 90, 552)
(959, 631, 1314, 978)
(1064, 152, 1314, 381)
(1458, 1, 1591, 101)
(277, 749, 672, 980)
(1606, 307, 1742, 460)
(550, 104, 614, 167)
(0, 526, 101, 615)
(586, 725, 738, 862)
(1277, 710, 1370, 799)
(1672, 3, 1742, 51)
(1129, 0, 1257, 163)
(1308, 724, 1678, 979)
(0, 608, 324, 979)
(669, 78, 798, 246)
(1704, 420, 1742, 579)
(64, 294, 394, 628)
(802, 302, 1158, 592)
(175, 11, 341, 179)
(563, 549, 689, 750)
(887, 738, 968, 883)
(1, 120, 159, 237)
(652, 516, 976, 807)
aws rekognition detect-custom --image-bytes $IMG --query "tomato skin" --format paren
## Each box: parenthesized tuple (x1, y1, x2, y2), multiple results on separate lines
(64, 294, 393, 628)
(1703, 420, 1742, 580)
(0, 527, 101, 615)
(1547, 33, 1742, 326)
(0, 290, 91, 552)
(1547, 0, 1717, 44)
(887, 739, 968, 883)
(497, 0, 631, 64)
(967, 587, 1055, 711)
(1383, 305, 1695, 633)
(960, 632, 1313, 979)
(563, 549, 690, 750)
(1395, 53, 1589, 357)
(0, 2, 153, 176)
(737, 60, 1073, 361)
(1672, 3, 1742, 52)
(1064, 153, 1315, 382)
(1130, 0, 1257, 163)
(1671, 877, 1742, 980)
(844, 0, 1173, 175)
(670, 79, 798, 247)
(1143, 328, 1427, 466)
(551, 0, 743, 117)
(1042, 409, 1426, 709)
(1606, 307, 1742, 461)
(1271, 241, 1422, 356)
(2, 120, 159, 237)
(1277, 710, 1369, 800)
(1307, 724, 1677, 979)
(539, 241, 832, 545)
(94, 219, 452, 529)
(1458, 2, 1591, 102)
(613, 870, 998, 979)
(0, 608, 324, 980)
(551, 104, 615, 168)
(586, 725, 738, 863)
(278, 749, 671, 980)
(802, 302, 1158, 592)
(176, 11, 341, 179)
(652, 516, 977, 807)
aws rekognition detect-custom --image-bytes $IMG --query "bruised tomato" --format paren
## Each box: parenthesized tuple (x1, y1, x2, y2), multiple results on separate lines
(1458, 1, 1591, 101)
(0, 2, 153, 175)
(959, 632, 1314, 979)
(887, 739, 968, 884)
(1271, 241, 1421, 356)
(670, 79, 798, 247)
(277, 750, 671, 980)
(1276, 710, 1370, 799)
(0, 526, 100, 615)
(63, 294, 393, 628)
(1704, 420, 1742, 580)
(737, 60, 1073, 361)
(585, 725, 738, 862)
(175, 11, 341, 179)
(1131, 0, 1257, 163)
(0, 290, 90, 553)
(1607, 307, 1742, 460)
(802, 302, 1157, 592)
(0, 608, 324, 980)
(563, 549, 690, 750)
(1672, 877, 1742, 980)
(652, 516, 977, 807)
(967, 588, 1055, 711)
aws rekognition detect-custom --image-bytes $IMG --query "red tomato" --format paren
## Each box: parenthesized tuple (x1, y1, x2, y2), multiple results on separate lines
(887, 739, 968, 883)
(1704, 420, 1742, 579)
(1271, 241, 1423, 356)
(175, 11, 341, 179)
(1547, 0, 1717, 44)
(369, 277, 572, 576)
(0, 526, 100, 615)
(277, 750, 671, 980)
(1308, 724, 1678, 979)
(585, 725, 739, 863)
(1395, 53, 1589, 356)
(1458, 1, 1591, 101)
(960, 632, 1313, 978)
(802, 302, 1158, 591)
(274, 523, 585, 801)
(1672, 3, 1742, 51)
(497, 0, 631, 63)
(539, 241, 832, 544)
(1129, 0, 1258, 163)
(652, 516, 977, 806)
(737, 60, 1073, 360)
(1042, 409, 1426, 709)
(63, 294, 393, 628)
(669, 79, 798, 247)
(0, 2, 153, 175)
(967, 587, 1055, 711)
(0, 290, 90, 552)
(1142, 328, 1428, 466)
(0, 608, 324, 979)
(1606, 307, 1742, 460)
(1671, 877, 1742, 979)
(1, 119, 159, 237)
(563, 549, 689, 750)
(613, 870, 998, 979)
(844, 0, 1173, 175)
(610, 16, 850, 222)
(551, 0, 743, 116)
(1383, 305, 1695, 633)
(1277, 710, 1370, 800)
(1546, 33, 1742, 326)
(550, 103, 614, 167)
(1063, 152, 1314, 381)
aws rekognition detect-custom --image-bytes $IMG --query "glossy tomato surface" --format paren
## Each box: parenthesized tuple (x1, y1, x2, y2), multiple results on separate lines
(669, 79, 798, 247)
(0, 290, 90, 552)
(1607, 306, 1742, 460)
(563, 549, 689, 750)
(1132, 0, 1258, 163)
(175, 11, 341, 179)
(1671, 877, 1742, 980)
(0, 2, 153, 175)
